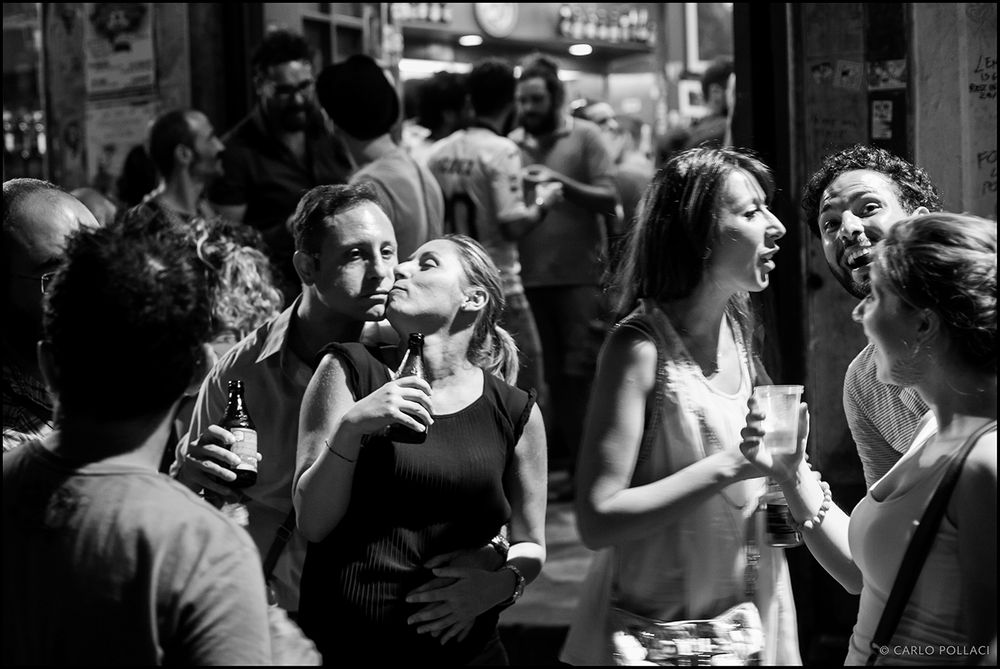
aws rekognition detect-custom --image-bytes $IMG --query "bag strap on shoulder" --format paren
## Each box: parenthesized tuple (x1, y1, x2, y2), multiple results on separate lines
(866, 419, 997, 665)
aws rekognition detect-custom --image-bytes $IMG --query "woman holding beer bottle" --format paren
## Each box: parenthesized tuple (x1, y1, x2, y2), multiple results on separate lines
(293, 234, 547, 665)
(560, 147, 800, 665)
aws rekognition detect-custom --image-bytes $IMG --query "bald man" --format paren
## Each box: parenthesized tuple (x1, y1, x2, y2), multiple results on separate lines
(70, 187, 118, 227)
(3, 178, 100, 451)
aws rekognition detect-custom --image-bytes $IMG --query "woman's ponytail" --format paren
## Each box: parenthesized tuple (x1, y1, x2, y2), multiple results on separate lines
(484, 323, 520, 385)
(444, 234, 522, 384)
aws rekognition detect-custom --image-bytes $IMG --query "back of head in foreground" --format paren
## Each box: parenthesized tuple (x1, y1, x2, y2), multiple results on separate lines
(43, 220, 213, 427)
(5, 219, 278, 668)
(874, 211, 997, 375)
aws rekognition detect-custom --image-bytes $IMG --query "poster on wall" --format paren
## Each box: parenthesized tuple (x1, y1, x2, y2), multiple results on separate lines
(83, 3, 156, 97)
(84, 97, 159, 194)
(684, 2, 734, 73)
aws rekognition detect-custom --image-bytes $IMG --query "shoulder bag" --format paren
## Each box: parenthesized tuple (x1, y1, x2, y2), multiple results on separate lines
(866, 420, 997, 666)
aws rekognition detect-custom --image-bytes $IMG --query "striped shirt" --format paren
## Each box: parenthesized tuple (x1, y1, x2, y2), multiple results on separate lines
(843, 344, 931, 487)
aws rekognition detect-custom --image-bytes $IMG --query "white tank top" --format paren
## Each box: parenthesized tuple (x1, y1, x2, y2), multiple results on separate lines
(846, 419, 977, 665)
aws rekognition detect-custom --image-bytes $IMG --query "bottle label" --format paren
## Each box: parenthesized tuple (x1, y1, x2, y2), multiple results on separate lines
(230, 427, 258, 473)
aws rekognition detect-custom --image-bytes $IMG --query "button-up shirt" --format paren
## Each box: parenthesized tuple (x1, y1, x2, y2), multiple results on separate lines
(176, 297, 393, 612)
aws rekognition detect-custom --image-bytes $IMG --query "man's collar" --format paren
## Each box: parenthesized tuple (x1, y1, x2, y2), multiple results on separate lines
(255, 294, 301, 364)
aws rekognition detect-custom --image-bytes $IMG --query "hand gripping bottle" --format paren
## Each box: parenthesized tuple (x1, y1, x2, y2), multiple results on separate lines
(385, 333, 429, 444)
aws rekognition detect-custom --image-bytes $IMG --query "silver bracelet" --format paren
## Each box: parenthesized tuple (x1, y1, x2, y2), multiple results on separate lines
(497, 562, 525, 606)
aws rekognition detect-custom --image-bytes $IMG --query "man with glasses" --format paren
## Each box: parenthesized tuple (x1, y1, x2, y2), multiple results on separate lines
(2, 178, 99, 451)
(209, 29, 353, 303)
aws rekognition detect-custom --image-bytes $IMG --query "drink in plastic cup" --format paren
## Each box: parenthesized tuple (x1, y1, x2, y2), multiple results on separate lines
(752, 385, 803, 455)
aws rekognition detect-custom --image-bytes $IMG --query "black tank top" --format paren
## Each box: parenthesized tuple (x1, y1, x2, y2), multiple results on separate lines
(298, 342, 535, 663)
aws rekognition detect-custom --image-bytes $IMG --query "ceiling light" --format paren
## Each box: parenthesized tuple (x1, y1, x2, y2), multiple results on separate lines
(458, 34, 483, 47)
(568, 44, 593, 56)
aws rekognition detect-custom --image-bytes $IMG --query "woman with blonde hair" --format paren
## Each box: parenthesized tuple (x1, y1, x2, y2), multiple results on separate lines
(294, 234, 547, 665)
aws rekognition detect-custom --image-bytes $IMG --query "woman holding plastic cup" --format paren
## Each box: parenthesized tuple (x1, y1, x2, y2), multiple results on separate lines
(560, 147, 800, 665)
(741, 212, 996, 665)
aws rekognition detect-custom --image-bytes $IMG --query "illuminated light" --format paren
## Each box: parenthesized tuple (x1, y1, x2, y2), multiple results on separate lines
(398, 58, 473, 77)
(513, 66, 581, 82)
(568, 43, 593, 56)
(458, 34, 484, 47)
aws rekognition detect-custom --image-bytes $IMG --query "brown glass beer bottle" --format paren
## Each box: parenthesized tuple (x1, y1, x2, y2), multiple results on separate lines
(219, 379, 258, 487)
(385, 333, 429, 444)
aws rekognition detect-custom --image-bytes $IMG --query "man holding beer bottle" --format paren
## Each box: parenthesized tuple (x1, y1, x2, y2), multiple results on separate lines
(173, 183, 397, 617)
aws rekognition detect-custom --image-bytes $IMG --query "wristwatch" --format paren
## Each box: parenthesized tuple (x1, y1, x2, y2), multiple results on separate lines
(489, 533, 509, 558)
(498, 562, 525, 607)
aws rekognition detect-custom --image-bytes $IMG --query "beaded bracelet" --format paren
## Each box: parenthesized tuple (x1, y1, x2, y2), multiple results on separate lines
(793, 479, 832, 531)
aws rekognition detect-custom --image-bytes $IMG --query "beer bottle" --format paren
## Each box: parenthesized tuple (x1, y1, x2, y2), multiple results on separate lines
(385, 333, 429, 444)
(219, 379, 258, 487)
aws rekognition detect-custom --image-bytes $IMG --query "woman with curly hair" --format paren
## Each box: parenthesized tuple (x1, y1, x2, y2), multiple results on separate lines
(118, 207, 285, 470)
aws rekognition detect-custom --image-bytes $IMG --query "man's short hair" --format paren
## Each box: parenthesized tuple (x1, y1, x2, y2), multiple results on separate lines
(291, 183, 384, 256)
(701, 57, 734, 99)
(251, 29, 314, 76)
(801, 144, 943, 237)
(518, 53, 565, 110)
(417, 71, 468, 131)
(468, 59, 515, 118)
(148, 109, 195, 178)
(43, 218, 213, 420)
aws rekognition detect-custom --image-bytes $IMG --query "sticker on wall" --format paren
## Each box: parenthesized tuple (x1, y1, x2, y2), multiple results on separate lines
(867, 59, 907, 91)
(810, 61, 835, 86)
(871, 100, 894, 140)
(834, 60, 864, 91)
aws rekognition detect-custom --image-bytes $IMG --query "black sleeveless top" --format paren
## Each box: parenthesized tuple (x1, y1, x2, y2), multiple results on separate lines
(298, 342, 535, 663)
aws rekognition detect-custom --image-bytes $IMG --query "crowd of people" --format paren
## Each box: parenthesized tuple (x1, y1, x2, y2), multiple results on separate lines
(2, 27, 996, 667)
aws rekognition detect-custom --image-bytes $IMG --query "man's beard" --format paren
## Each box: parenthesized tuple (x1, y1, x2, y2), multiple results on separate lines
(279, 107, 309, 132)
(522, 111, 558, 136)
(829, 260, 871, 300)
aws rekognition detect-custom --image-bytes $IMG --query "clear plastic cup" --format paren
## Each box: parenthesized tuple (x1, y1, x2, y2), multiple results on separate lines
(752, 385, 804, 455)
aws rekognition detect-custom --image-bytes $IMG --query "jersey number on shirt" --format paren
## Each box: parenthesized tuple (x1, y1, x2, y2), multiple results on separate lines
(444, 193, 479, 240)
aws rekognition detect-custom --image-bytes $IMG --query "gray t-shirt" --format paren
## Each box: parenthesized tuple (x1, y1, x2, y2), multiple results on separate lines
(351, 147, 445, 260)
(3, 439, 272, 665)
(509, 116, 616, 287)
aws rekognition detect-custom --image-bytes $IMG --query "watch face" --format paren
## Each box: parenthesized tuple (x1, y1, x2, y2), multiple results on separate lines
(473, 3, 519, 38)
